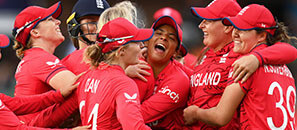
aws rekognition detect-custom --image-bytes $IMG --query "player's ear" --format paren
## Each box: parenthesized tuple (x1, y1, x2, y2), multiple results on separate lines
(257, 31, 267, 44)
(224, 25, 234, 34)
(117, 46, 125, 56)
(30, 29, 40, 38)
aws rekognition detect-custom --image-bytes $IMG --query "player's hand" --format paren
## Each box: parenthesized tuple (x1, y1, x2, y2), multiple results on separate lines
(138, 46, 148, 59)
(125, 60, 151, 82)
(232, 54, 259, 83)
(72, 124, 91, 130)
(183, 105, 200, 125)
(60, 72, 86, 98)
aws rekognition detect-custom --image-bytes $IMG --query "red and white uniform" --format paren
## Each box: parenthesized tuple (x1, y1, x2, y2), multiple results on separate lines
(0, 91, 68, 130)
(188, 43, 241, 129)
(61, 48, 90, 75)
(141, 61, 190, 129)
(232, 44, 296, 129)
(15, 48, 67, 95)
(14, 48, 68, 125)
(188, 42, 297, 129)
(77, 63, 150, 130)
(63, 50, 155, 102)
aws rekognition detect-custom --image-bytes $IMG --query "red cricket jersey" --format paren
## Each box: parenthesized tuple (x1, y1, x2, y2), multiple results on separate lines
(63, 49, 155, 102)
(61, 48, 90, 75)
(188, 42, 241, 130)
(0, 91, 68, 130)
(141, 61, 190, 129)
(77, 63, 151, 130)
(235, 44, 296, 129)
(132, 59, 155, 102)
(14, 48, 68, 126)
(14, 48, 67, 96)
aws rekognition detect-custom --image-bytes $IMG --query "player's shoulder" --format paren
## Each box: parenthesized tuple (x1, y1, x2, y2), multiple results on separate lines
(170, 62, 189, 79)
(25, 48, 60, 62)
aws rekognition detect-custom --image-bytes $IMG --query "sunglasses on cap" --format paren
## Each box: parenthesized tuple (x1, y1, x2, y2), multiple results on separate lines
(97, 35, 134, 43)
(12, 17, 41, 38)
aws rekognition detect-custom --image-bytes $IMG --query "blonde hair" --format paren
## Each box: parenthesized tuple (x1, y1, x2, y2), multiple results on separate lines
(97, 1, 138, 32)
(84, 1, 140, 67)
(13, 39, 33, 59)
(84, 43, 131, 67)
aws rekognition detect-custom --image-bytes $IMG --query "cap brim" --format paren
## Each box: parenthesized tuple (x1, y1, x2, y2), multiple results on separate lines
(45, 1, 62, 19)
(128, 29, 154, 44)
(222, 17, 255, 31)
(0, 34, 10, 48)
(32, 2, 62, 30)
(191, 7, 222, 20)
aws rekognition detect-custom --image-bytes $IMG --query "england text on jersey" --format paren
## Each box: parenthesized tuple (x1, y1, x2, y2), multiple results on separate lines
(190, 72, 221, 87)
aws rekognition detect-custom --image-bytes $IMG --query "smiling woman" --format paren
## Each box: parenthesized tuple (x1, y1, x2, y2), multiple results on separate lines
(11, 1, 82, 127)
(184, 4, 297, 129)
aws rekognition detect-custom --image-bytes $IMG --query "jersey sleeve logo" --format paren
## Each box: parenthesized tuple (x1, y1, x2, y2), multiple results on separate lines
(124, 93, 137, 103)
(46, 59, 61, 68)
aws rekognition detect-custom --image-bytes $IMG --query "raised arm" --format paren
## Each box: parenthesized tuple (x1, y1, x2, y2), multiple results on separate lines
(232, 42, 297, 83)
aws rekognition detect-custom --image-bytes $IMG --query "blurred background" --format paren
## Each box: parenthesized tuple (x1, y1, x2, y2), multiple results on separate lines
(0, 0, 296, 96)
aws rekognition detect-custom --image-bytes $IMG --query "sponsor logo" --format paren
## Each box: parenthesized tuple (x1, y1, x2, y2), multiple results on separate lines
(158, 86, 179, 103)
(96, 0, 104, 9)
(46, 59, 61, 69)
(124, 93, 137, 103)
(219, 53, 229, 63)
(191, 72, 221, 87)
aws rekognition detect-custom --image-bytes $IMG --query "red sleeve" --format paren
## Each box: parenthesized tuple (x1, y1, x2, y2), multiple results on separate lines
(141, 71, 190, 123)
(28, 92, 79, 128)
(0, 91, 64, 115)
(252, 42, 297, 66)
(30, 54, 67, 84)
(0, 99, 69, 130)
(115, 79, 151, 130)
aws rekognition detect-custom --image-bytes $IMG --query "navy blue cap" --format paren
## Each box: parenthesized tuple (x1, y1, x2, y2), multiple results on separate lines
(72, 0, 110, 20)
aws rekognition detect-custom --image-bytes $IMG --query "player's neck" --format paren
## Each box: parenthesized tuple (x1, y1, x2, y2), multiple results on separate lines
(31, 41, 56, 54)
(148, 60, 170, 79)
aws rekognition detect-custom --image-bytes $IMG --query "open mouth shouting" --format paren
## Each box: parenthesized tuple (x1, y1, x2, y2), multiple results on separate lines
(155, 43, 166, 53)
